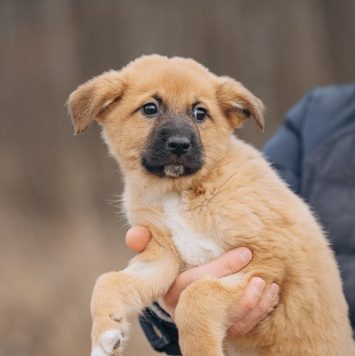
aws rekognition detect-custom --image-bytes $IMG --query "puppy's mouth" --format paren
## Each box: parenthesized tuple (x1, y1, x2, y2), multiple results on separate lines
(164, 165, 185, 177)
(141, 157, 203, 178)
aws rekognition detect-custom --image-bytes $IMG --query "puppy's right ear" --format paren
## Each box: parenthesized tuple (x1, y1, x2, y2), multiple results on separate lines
(217, 76, 265, 131)
(67, 71, 124, 135)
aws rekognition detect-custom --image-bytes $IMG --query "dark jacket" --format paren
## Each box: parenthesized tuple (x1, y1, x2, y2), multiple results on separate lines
(140, 84, 355, 354)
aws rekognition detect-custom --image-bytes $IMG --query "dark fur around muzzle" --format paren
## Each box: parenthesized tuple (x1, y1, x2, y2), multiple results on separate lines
(141, 117, 204, 178)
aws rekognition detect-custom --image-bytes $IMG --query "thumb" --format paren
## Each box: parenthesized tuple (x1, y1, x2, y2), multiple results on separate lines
(125, 226, 152, 252)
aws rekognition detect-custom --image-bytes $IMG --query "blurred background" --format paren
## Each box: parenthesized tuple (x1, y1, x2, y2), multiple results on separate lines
(1, 0, 355, 355)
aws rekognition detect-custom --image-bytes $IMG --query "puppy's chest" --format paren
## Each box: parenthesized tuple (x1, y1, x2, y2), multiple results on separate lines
(163, 195, 225, 267)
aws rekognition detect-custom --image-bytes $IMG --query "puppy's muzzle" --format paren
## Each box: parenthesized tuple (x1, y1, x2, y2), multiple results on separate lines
(141, 118, 204, 178)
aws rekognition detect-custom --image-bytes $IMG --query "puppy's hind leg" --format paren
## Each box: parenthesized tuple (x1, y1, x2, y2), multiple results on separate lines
(174, 275, 256, 356)
(90, 239, 181, 356)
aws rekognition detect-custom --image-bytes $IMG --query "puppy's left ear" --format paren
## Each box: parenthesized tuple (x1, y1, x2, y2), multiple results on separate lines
(67, 70, 124, 135)
(217, 76, 265, 131)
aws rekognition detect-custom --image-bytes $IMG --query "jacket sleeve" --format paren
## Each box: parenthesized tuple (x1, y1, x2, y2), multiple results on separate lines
(139, 303, 181, 355)
(262, 91, 314, 194)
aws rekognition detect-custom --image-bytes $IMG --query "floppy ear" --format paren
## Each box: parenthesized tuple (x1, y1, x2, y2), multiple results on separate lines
(67, 71, 124, 135)
(216, 76, 265, 131)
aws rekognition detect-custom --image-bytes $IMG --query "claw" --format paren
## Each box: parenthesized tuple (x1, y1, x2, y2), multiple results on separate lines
(101, 329, 124, 353)
(113, 339, 120, 350)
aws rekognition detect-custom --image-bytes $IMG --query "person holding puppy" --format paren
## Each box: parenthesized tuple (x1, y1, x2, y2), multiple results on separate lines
(127, 83, 355, 355)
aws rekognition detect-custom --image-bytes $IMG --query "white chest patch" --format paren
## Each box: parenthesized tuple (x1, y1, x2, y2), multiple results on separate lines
(163, 195, 224, 267)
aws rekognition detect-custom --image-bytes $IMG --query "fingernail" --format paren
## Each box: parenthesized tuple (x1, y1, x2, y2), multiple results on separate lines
(267, 283, 279, 299)
(240, 248, 252, 264)
(253, 278, 265, 296)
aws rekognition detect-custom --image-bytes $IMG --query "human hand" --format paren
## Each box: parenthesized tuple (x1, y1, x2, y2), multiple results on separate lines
(126, 227, 279, 335)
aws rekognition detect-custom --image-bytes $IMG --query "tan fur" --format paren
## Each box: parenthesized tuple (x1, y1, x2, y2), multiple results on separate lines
(68, 55, 355, 355)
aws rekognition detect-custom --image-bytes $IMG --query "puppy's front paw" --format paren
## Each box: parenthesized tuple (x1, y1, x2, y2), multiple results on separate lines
(91, 315, 129, 356)
(91, 328, 126, 356)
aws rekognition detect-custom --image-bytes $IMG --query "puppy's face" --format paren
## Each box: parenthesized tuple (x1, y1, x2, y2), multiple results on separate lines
(68, 55, 264, 184)
(139, 98, 204, 178)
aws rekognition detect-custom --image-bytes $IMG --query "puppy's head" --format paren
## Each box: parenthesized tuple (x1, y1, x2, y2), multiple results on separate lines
(67, 55, 264, 185)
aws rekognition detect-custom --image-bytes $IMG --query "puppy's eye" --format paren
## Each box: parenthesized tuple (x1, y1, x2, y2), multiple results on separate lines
(193, 107, 207, 122)
(142, 103, 158, 116)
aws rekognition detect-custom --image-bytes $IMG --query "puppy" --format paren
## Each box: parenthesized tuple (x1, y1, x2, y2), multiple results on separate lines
(68, 55, 354, 356)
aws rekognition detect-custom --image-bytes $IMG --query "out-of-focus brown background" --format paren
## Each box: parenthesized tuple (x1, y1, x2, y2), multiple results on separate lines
(1, 1, 355, 355)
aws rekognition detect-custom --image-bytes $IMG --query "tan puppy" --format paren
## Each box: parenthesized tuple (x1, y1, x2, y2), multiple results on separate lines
(68, 55, 354, 356)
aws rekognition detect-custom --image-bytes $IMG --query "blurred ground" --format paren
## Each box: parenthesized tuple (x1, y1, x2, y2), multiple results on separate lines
(1, 1, 355, 355)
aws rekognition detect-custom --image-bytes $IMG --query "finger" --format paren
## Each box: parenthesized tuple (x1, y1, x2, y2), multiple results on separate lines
(162, 248, 253, 314)
(125, 226, 152, 253)
(228, 282, 279, 335)
(226, 277, 266, 326)
(182, 247, 253, 287)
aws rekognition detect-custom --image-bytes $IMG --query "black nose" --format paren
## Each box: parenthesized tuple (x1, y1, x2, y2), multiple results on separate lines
(166, 136, 191, 156)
